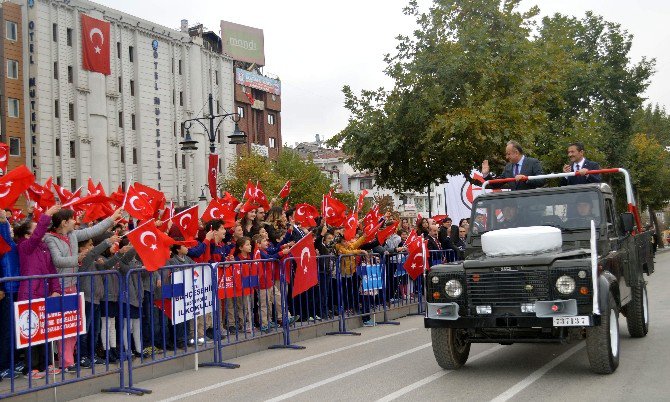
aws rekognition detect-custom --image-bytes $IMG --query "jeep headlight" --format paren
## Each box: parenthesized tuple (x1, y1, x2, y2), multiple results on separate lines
(555, 275, 576, 295)
(444, 279, 463, 298)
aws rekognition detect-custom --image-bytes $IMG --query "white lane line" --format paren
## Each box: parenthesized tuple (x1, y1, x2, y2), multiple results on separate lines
(376, 344, 506, 402)
(160, 328, 418, 402)
(489, 342, 585, 402)
(265, 343, 433, 402)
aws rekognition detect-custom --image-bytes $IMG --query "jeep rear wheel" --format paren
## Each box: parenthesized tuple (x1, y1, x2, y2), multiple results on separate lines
(626, 282, 649, 338)
(586, 293, 620, 374)
(431, 328, 470, 370)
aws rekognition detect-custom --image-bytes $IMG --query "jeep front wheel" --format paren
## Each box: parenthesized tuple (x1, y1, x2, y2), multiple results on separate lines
(586, 293, 620, 374)
(431, 328, 470, 370)
(626, 282, 649, 338)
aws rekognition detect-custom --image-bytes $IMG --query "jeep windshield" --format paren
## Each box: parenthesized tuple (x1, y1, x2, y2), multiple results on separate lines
(470, 191, 601, 235)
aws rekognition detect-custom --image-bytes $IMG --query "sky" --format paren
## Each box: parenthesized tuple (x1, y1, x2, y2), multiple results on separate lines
(97, 0, 670, 147)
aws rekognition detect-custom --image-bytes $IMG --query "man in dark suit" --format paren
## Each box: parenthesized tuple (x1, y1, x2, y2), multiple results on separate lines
(482, 141, 545, 190)
(560, 142, 602, 185)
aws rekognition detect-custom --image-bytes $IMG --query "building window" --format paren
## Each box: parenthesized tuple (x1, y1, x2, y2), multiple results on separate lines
(68, 66, 73, 83)
(9, 137, 20, 156)
(5, 21, 17, 41)
(181, 154, 186, 169)
(173, 122, 176, 137)
(66, 28, 73, 46)
(53, 62, 58, 79)
(178, 59, 182, 75)
(6, 60, 18, 79)
(55, 138, 61, 156)
(129, 46, 134, 62)
(52, 23, 57, 42)
(130, 80, 135, 96)
(179, 91, 183, 106)
(132, 148, 138, 164)
(171, 57, 174, 73)
(267, 113, 275, 125)
(118, 111, 123, 128)
(269, 137, 276, 148)
(120, 146, 125, 163)
(7, 98, 19, 118)
(117, 42, 121, 58)
(174, 154, 177, 169)
(68, 103, 74, 121)
(215, 70, 219, 85)
(54, 100, 60, 118)
(360, 179, 373, 190)
(118, 76, 122, 92)
(70, 178, 77, 192)
(131, 114, 136, 130)
(237, 106, 244, 118)
(216, 100, 220, 113)
(69, 140, 76, 158)
(172, 90, 175, 105)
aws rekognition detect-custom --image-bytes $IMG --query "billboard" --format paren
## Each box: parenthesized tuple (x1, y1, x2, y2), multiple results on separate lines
(235, 68, 281, 95)
(221, 21, 265, 66)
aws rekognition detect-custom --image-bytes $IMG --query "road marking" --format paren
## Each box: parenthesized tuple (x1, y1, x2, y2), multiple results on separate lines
(376, 345, 506, 402)
(489, 342, 585, 402)
(265, 342, 433, 402)
(160, 328, 418, 402)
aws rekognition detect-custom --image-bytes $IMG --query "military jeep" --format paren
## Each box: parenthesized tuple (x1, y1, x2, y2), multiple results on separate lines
(424, 170, 654, 374)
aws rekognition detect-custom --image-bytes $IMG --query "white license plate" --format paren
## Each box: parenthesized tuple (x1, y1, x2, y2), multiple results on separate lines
(552, 316, 591, 327)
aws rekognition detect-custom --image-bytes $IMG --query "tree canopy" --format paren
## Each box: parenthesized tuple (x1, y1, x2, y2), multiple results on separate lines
(328, 0, 657, 193)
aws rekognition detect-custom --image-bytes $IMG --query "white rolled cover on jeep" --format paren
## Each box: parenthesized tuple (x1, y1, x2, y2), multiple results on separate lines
(481, 226, 562, 256)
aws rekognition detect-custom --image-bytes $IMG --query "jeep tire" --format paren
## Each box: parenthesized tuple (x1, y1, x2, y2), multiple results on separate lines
(626, 282, 649, 338)
(586, 293, 620, 374)
(431, 328, 470, 370)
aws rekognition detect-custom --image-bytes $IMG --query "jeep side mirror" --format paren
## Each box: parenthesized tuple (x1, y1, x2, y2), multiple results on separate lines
(620, 213, 634, 233)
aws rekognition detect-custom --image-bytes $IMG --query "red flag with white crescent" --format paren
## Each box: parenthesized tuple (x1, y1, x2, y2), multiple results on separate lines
(122, 185, 154, 221)
(126, 220, 173, 272)
(208, 154, 218, 199)
(0, 165, 35, 209)
(171, 206, 199, 240)
(288, 233, 318, 297)
(403, 239, 427, 280)
(356, 190, 368, 211)
(279, 180, 291, 198)
(81, 14, 111, 75)
(294, 203, 318, 228)
(344, 211, 358, 241)
(0, 142, 9, 174)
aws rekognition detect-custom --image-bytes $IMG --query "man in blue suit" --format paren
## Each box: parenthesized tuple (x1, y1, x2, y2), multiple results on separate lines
(482, 140, 546, 190)
(560, 142, 602, 186)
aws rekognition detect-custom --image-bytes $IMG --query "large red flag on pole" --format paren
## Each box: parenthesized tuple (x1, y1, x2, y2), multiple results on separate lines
(81, 14, 111, 75)
(288, 233, 318, 297)
(208, 154, 219, 199)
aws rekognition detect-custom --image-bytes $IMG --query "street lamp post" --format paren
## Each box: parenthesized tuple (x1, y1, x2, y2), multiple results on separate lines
(179, 93, 247, 153)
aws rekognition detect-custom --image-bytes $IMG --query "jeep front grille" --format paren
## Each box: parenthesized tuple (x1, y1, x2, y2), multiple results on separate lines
(466, 267, 549, 309)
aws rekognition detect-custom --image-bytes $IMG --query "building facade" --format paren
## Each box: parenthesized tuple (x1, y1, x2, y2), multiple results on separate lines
(1, 0, 237, 206)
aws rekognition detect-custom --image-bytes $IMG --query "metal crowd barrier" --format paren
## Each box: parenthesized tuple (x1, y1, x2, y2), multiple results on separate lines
(0, 271, 125, 399)
(0, 252, 429, 399)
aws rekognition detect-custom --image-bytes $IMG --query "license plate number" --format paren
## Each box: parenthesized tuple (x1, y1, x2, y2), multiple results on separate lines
(552, 316, 590, 327)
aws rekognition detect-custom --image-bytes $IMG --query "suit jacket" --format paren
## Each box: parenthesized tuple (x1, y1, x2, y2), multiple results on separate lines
(560, 159, 602, 186)
(486, 156, 545, 190)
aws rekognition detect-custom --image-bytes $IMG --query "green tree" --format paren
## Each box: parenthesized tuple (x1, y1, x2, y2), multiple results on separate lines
(626, 133, 670, 211)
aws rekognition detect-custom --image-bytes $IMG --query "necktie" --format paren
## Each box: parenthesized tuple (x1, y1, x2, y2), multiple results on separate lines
(576, 164, 580, 171)
(513, 163, 519, 176)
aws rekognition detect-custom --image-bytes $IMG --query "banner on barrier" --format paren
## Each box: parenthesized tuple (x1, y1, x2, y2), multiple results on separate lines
(14, 292, 86, 349)
(157, 266, 214, 324)
(359, 264, 383, 291)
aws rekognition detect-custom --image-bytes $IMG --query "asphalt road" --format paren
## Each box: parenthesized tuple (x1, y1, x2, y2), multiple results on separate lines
(77, 250, 670, 402)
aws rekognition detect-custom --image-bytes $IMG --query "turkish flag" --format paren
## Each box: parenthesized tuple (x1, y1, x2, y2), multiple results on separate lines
(279, 180, 291, 198)
(0, 165, 35, 209)
(133, 182, 165, 217)
(356, 190, 368, 211)
(109, 185, 125, 207)
(127, 220, 173, 272)
(294, 203, 318, 228)
(252, 181, 270, 210)
(244, 180, 255, 200)
(323, 194, 347, 226)
(289, 233, 318, 297)
(122, 185, 154, 221)
(238, 197, 260, 215)
(82, 203, 113, 223)
(208, 154, 219, 199)
(87, 178, 97, 195)
(219, 192, 240, 210)
(171, 206, 199, 240)
(0, 142, 8, 173)
(344, 211, 358, 241)
(403, 239, 427, 280)
(202, 199, 236, 227)
(60, 186, 84, 210)
(27, 181, 54, 209)
(377, 221, 399, 245)
(81, 14, 111, 75)
(405, 230, 424, 254)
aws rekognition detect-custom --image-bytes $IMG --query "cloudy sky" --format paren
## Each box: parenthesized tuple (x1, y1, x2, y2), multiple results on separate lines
(98, 0, 669, 146)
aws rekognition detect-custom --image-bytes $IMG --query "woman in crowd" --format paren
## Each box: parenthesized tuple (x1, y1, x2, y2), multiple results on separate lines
(16, 205, 62, 379)
(241, 209, 259, 238)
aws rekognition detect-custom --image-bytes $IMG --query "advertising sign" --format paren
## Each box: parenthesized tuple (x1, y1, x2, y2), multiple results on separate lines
(235, 68, 281, 95)
(159, 267, 214, 325)
(14, 293, 86, 349)
(221, 21, 265, 65)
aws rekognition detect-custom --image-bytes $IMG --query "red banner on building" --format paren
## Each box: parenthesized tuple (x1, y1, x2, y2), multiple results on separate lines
(13, 293, 86, 349)
(81, 14, 111, 75)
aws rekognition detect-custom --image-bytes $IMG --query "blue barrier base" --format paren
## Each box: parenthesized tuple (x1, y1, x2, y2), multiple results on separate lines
(268, 344, 306, 350)
(325, 330, 361, 336)
(100, 386, 152, 396)
(377, 320, 401, 325)
(199, 362, 240, 369)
